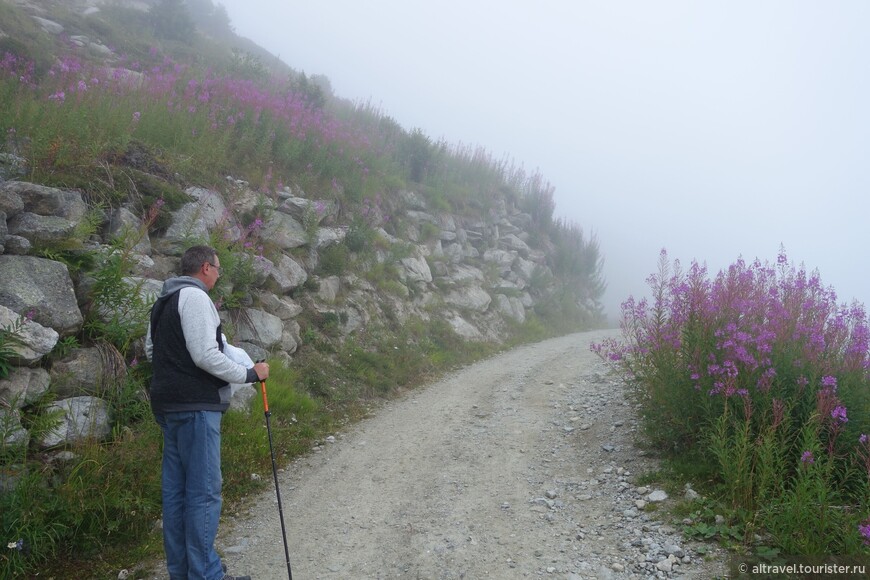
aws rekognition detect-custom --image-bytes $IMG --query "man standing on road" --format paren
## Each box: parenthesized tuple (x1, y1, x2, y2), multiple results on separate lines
(146, 245, 269, 580)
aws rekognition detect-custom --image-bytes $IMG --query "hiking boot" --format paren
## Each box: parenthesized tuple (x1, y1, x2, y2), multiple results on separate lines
(221, 574, 251, 580)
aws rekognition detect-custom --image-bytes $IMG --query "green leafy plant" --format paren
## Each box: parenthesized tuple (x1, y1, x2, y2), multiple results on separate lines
(0, 315, 26, 380)
(594, 250, 870, 555)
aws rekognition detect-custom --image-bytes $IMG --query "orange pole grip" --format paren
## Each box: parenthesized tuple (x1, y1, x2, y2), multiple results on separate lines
(260, 380, 270, 413)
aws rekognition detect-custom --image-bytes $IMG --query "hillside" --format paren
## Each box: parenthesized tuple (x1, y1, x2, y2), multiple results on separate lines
(0, 0, 605, 576)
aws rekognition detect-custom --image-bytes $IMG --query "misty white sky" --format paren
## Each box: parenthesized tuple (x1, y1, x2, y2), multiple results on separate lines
(217, 0, 869, 319)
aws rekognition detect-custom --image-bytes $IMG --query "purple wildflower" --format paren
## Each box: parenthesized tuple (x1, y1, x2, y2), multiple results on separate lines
(801, 451, 815, 465)
(821, 375, 838, 390)
(831, 405, 848, 423)
(860, 520, 870, 546)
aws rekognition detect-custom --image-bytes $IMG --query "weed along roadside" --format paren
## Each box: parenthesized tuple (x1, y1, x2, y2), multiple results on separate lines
(593, 250, 870, 568)
(0, 2, 606, 578)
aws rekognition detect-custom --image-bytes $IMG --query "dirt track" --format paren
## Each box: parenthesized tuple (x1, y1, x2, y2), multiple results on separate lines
(146, 329, 727, 579)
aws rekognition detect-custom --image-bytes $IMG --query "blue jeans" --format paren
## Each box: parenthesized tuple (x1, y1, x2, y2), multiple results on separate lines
(155, 411, 225, 580)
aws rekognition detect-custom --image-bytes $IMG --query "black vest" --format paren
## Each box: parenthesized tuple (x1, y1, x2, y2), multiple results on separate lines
(149, 289, 229, 413)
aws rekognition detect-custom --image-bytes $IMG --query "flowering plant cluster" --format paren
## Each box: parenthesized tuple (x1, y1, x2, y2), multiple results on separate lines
(592, 249, 870, 553)
(0, 50, 375, 193)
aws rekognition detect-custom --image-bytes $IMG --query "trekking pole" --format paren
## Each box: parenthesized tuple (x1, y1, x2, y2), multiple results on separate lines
(257, 360, 293, 580)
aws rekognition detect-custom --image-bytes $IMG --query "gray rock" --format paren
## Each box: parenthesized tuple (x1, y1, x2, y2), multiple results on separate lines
(445, 285, 491, 312)
(0, 367, 50, 408)
(448, 314, 481, 339)
(0, 181, 87, 221)
(4, 236, 33, 256)
(255, 292, 303, 320)
(499, 233, 531, 254)
(276, 196, 336, 225)
(7, 212, 77, 245)
(160, 187, 233, 253)
(399, 256, 432, 285)
(262, 211, 307, 250)
(317, 276, 340, 303)
(105, 207, 151, 254)
(0, 409, 28, 447)
(0, 303, 59, 364)
(0, 153, 26, 180)
(49, 346, 127, 398)
(482, 248, 516, 274)
(494, 294, 525, 323)
(267, 253, 308, 294)
(39, 396, 112, 448)
(31, 16, 64, 34)
(232, 308, 283, 349)
(398, 189, 427, 210)
(229, 383, 257, 411)
(315, 226, 347, 249)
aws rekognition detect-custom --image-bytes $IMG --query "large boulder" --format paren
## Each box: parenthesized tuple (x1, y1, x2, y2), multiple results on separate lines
(262, 211, 307, 250)
(441, 264, 485, 285)
(159, 187, 235, 254)
(0, 304, 59, 364)
(267, 253, 308, 294)
(482, 249, 517, 275)
(494, 294, 526, 324)
(317, 276, 340, 303)
(0, 367, 51, 409)
(38, 396, 112, 448)
(231, 308, 283, 350)
(0, 256, 84, 336)
(277, 196, 337, 225)
(49, 346, 127, 398)
(0, 181, 88, 221)
(6, 212, 77, 246)
(448, 314, 482, 340)
(513, 256, 538, 282)
(255, 292, 303, 320)
(315, 227, 347, 249)
(399, 256, 432, 285)
(445, 286, 492, 312)
(105, 207, 151, 254)
(499, 234, 531, 255)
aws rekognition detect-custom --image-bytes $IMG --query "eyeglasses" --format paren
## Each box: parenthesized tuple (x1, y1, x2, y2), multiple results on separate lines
(206, 262, 221, 273)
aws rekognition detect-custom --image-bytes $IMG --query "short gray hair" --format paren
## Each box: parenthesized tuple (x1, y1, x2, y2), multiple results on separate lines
(180, 245, 217, 276)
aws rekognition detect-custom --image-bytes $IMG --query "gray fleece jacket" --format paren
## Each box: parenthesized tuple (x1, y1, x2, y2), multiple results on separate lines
(146, 277, 257, 411)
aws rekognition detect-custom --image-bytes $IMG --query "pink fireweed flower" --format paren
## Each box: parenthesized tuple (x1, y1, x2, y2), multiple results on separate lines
(821, 375, 838, 391)
(860, 520, 870, 546)
(801, 451, 815, 464)
(48, 91, 65, 102)
(831, 405, 848, 423)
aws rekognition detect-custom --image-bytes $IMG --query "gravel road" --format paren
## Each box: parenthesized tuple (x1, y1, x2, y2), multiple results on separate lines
(144, 329, 728, 579)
